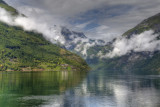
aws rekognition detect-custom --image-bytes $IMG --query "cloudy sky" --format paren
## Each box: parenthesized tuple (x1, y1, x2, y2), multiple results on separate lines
(4, 0, 160, 41)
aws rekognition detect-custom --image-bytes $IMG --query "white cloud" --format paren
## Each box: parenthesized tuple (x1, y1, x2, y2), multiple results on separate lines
(86, 25, 118, 42)
(75, 21, 92, 29)
(0, 7, 66, 44)
(5, 0, 108, 16)
(1, 0, 160, 59)
(100, 30, 160, 58)
(0, 7, 105, 58)
(4, 0, 160, 40)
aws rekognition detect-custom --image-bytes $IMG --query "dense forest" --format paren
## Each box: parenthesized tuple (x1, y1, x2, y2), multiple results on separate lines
(0, 1, 89, 71)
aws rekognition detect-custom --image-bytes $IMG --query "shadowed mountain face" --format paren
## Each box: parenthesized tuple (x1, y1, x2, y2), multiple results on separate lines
(0, 1, 89, 72)
(59, 12, 160, 74)
(87, 13, 160, 74)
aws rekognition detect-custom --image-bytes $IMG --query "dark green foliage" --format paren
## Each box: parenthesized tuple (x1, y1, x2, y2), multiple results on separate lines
(0, 0, 89, 71)
(0, 0, 18, 15)
(92, 52, 160, 75)
(0, 22, 89, 71)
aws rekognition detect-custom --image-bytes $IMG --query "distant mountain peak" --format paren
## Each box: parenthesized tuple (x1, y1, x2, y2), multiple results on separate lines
(59, 26, 106, 57)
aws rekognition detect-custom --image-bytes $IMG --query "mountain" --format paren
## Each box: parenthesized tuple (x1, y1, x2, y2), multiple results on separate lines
(0, 1, 89, 71)
(60, 27, 105, 57)
(50, 12, 160, 75)
(48, 10, 160, 75)
(38, 24, 105, 58)
(88, 13, 160, 75)
(2, 0, 160, 74)
(123, 13, 160, 38)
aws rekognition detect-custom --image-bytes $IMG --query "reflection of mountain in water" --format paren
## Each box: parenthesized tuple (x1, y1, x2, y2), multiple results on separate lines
(1, 71, 159, 107)
(0, 71, 87, 107)
(46, 71, 160, 107)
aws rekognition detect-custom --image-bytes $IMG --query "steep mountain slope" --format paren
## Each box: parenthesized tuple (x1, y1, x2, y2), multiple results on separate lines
(123, 13, 160, 38)
(89, 13, 160, 74)
(49, 11, 160, 75)
(0, 1, 89, 71)
(0, 0, 18, 15)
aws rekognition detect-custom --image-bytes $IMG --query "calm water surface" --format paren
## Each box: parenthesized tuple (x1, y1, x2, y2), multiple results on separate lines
(0, 70, 160, 107)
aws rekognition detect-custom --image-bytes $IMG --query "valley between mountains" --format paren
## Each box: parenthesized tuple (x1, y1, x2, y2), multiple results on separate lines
(0, 0, 160, 74)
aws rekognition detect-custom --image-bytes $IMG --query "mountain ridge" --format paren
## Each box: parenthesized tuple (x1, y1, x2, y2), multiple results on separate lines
(0, 1, 89, 72)
(87, 12, 160, 74)
(123, 13, 160, 38)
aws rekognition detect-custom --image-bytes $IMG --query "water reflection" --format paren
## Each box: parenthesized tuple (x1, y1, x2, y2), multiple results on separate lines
(0, 70, 160, 107)
(42, 71, 160, 107)
(0, 71, 87, 107)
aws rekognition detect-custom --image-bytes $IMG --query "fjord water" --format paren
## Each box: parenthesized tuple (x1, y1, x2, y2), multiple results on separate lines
(0, 71, 160, 107)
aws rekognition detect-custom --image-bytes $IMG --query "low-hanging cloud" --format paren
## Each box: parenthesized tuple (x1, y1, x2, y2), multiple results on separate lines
(99, 30, 160, 58)
(0, 7, 105, 58)
(5, 0, 160, 40)
(0, 7, 66, 44)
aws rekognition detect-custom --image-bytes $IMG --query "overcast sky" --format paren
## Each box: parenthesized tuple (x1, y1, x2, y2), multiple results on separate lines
(4, 0, 160, 41)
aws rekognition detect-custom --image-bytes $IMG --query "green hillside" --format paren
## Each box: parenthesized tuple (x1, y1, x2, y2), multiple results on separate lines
(0, 0, 18, 15)
(0, 1, 89, 71)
